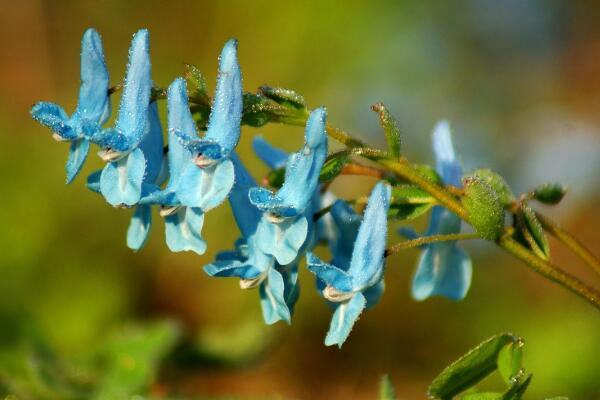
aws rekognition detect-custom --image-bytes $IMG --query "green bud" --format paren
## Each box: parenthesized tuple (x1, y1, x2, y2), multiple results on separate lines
(259, 85, 307, 110)
(371, 102, 402, 159)
(470, 168, 514, 206)
(533, 182, 567, 205)
(462, 177, 505, 240)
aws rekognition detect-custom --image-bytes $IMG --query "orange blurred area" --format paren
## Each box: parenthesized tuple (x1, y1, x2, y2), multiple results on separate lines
(1, 1, 600, 399)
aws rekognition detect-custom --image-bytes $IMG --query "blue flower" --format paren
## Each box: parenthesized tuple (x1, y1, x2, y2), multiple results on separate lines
(172, 39, 242, 210)
(88, 29, 155, 207)
(87, 101, 164, 251)
(248, 108, 328, 265)
(406, 121, 472, 301)
(30, 28, 110, 183)
(203, 154, 299, 325)
(308, 181, 391, 347)
(138, 78, 207, 255)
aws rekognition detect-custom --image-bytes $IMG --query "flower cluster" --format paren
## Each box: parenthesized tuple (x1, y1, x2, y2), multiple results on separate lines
(32, 28, 476, 347)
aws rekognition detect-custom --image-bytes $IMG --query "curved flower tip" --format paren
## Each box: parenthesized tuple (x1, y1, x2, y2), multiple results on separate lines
(252, 136, 288, 170)
(412, 243, 472, 301)
(432, 120, 462, 187)
(324, 291, 367, 348)
(305, 107, 327, 149)
(165, 78, 194, 182)
(260, 268, 292, 325)
(126, 204, 152, 251)
(204, 38, 242, 158)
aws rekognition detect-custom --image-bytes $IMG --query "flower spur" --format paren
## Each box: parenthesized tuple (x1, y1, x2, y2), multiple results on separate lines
(308, 181, 391, 347)
(30, 28, 110, 183)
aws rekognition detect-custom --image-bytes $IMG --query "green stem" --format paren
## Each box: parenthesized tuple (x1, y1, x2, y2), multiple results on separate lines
(384, 233, 480, 257)
(499, 236, 600, 310)
(535, 211, 600, 278)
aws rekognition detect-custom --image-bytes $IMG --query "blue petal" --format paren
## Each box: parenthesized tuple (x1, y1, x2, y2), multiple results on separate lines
(228, 153, 262, 238)
(204, 39, 242, 156)
(91, 128, 130, 152)
(115, 29, 151, 148)
(252, 136, 288, 169)
(164, 207, 207, 255)
(126, 204, 152, 251)
(324, 291, 367, 348)
(273, 108, 328, 212)
(138, 102, 164, 184)
(166, 78, 195, 182)
(432, 120, 462, 187)
(100, 147, 146, 206)
(348, 182, 391, 290)
(203, 260, 262, 279)
(30, 102, 76, 140)
(306, 252, 353, 293)
(259, 268, 291, 325)
(412, 243, 472, 301)
(65, 138, 90, 184)
(329, 200, 361, 270)
(255, 215, 308, 265)
(247, 187, 300, 217)
(176, 158, 234, 210)
(76, 28, 110, 125)
(86, 170, 102, 193)
(397, 226, 420, 241)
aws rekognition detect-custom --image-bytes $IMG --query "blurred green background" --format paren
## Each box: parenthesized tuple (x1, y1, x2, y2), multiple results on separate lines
(1, 0, 600, 398)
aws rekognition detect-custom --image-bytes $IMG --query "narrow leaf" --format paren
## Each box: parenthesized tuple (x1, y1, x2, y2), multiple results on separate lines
(319, 150, 350, 183)
(501, 373, 532, 400)
(184, 63, 207, 96)
(371, 102, 401, 159)
(428, 333, 518, 399)
(518, 206, 550, 260)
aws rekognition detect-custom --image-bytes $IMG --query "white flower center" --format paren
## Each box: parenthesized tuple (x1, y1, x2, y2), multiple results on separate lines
(239, 272, 267, 289)
(322, 285, 355, 302)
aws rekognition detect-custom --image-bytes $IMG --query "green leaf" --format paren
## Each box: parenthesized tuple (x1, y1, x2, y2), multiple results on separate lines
(470, 169, 514, 207)
(533, 183, 567, 205)
(460, 393, 503, 400)
(518, 206, 550, 260)
(242, 92, 307, 127)
(462, 177, 505, 240)
(319, 151, 350, 183)
(497, 339, 524, 385)
(379, 374, 398, 400)
(428, 333, 518, 400)
(371, 103, 401, 159)
(501, 373, 532, 400)
(259, 85, 307, 109)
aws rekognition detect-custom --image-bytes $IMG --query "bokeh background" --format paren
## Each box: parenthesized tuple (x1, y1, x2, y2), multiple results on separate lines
(1, 0, 600, 398)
